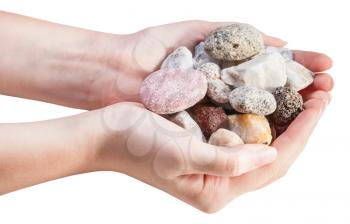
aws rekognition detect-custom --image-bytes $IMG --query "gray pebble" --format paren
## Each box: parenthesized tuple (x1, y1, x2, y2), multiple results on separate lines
(204, 23, 264, 61)
(270, 87, 303, 125)
(197, 62, 221, 81)
(193, 42, 219, 68)
(229, 86, 277, 115)
(161, 46, 193, 70)
(207, 79, 231, 104)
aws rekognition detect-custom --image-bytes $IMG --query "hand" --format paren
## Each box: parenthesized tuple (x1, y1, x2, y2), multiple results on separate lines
(87, 52, 333, 213)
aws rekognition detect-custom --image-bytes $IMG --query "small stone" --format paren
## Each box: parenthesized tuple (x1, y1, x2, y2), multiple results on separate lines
(204, 23, 264, 61)
(285, 60, 314, 91)
(229, 86, 276, 115)
(208, 128, 244, 147)
(207, 79, 231, 104)
(221, 52, 287, 92)
(168, 111, 206, 142)
(228, 114, 272, 144)
(191, 105, 228, 139)
(140, 69, 207, 114)
(161, 46, 193, 70)
(264, 46, 293, 61)
(197, 62, 221, 81)
(220, 58, 251, 69)
(270, 87, 303, 126)
(193, 42, 219, 68)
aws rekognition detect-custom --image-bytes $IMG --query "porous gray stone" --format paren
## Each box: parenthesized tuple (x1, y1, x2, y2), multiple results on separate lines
(229, 86, 277, 115)
(161, 46, 193, 70)
(207, 79, 231, 104)
(270, 87, 303, 125)
(204, 23, 264, 61)
(197, 62, 221, 81)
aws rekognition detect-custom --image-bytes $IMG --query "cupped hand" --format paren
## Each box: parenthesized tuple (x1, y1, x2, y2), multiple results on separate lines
(87, 41, 333, 212)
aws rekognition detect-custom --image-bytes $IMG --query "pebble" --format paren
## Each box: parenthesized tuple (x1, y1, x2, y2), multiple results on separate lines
(229, 86, 277, 115)
(264, 46, 294, 61)
(270, 87, 303, 126)
(207, 79, 231, 104)
(160, 46, 193, 70)
(285, 60, 314, 91)
(197, 62, 221, 81)
(208, 128, 244, 147)
(193, 42, 219, 68)
(204, 23, 264, 61)
(221, 52, 287, 92)
(191, 105, 228, 139)
(228, 114, 272, 144)
(168, 111, 206, 142)
(140, 69, 207, 114)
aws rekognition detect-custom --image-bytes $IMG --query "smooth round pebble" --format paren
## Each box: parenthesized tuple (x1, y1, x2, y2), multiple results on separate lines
(229, 86, 277, 115)
(208, 128, 244, 147)
(204, 23, 264, 61)
(197, 62, 221, 81)
(140, 69, 207, 114)
(270, 87, 303, 125)
(207, 79, 231, 104)
(160, 46, 193, 70)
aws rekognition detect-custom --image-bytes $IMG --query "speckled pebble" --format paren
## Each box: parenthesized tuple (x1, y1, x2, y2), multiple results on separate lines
(140, 69, 207, 114)
(161, 46, 193, 70)
(207, 79, 231, 104)
(228, 114, 272, 144)
(197, 62, 221, 81)
(168, 111, 206, 142)
(193, 42, 219, 68)
(191, 105, 228, 139)
(208, 128, 244, 147)
(204, 23, 264, 61)
(229, 86, 277, 115)
(270, 87, 303, 126)
(221, 52, 287, 92)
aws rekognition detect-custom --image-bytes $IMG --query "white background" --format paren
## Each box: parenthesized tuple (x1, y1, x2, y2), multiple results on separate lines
(0, 0, 349, 223)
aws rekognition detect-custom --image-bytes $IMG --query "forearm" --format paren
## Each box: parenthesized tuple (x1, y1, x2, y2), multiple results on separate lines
(0, 114, 95, 194)
(0, 11, 133, 109)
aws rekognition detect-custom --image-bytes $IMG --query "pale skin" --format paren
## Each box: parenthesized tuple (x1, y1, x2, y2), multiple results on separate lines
(0, 11, 333, 212)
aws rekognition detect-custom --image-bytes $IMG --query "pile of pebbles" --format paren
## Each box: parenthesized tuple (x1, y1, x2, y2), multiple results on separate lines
(140, 23, 314, 147)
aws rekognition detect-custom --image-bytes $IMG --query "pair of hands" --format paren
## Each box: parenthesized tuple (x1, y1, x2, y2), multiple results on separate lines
(0, 14, 333, 213)
(86, 21, 333, 212)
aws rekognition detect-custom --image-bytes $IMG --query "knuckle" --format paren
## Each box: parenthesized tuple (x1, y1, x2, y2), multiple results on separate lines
(225, 155, 240, 176)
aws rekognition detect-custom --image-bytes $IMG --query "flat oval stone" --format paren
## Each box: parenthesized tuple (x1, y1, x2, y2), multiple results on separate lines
(270, 87, 303, 126)
(161, 46, 193, 70)
(229, 86, 276, 115)
(228, 114, 272, 144)
(221, 52, 287, 92)
(204, 23, 264, 61)
(140, 69, 207, 114)
(208, 128, 243, 147)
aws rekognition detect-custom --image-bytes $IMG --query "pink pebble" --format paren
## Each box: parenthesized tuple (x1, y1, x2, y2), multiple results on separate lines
(140, 69, 208, 114)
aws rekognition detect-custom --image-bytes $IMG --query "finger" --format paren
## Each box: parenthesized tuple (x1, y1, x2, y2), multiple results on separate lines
(293, 50, 333, 72)
(229, 98, 327, 195)
(299, 73, 334, 95)
(185, 143, 277, 177)
(261, 33, 288, 47)
(302, 90, 331, 104)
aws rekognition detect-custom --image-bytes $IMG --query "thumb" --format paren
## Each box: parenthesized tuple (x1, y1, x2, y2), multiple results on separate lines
(184, 143, 277, 177)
